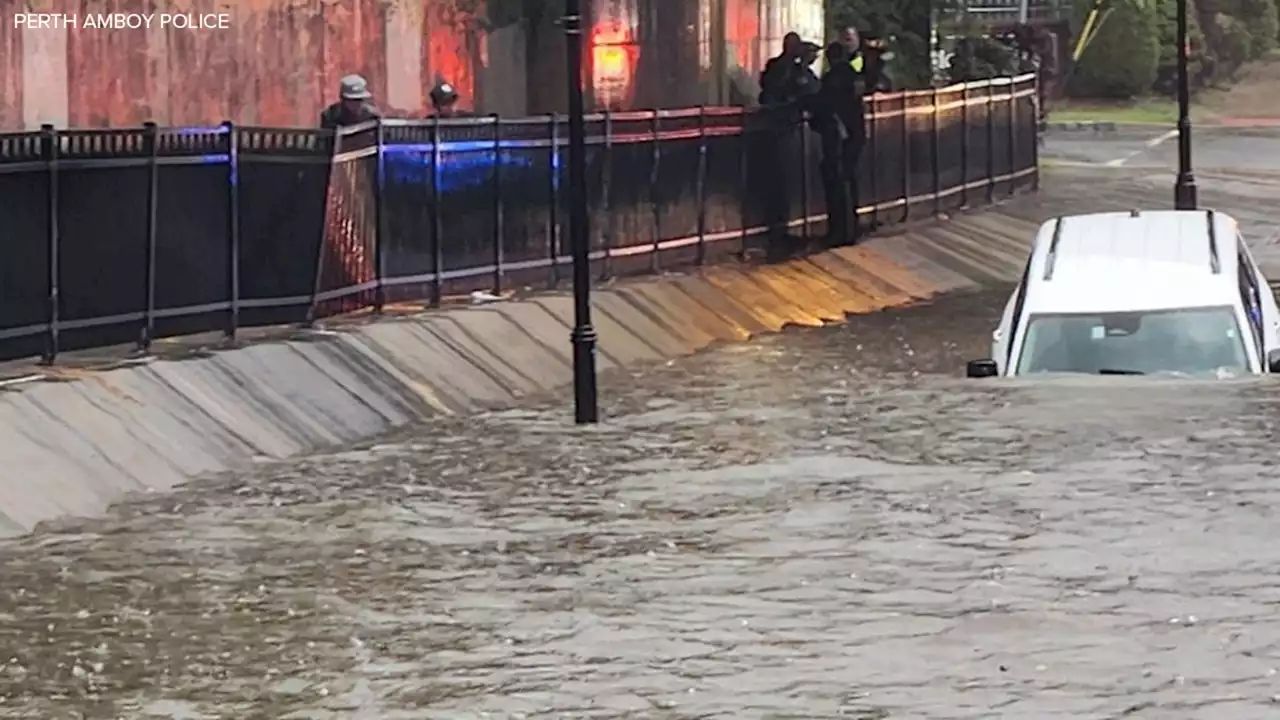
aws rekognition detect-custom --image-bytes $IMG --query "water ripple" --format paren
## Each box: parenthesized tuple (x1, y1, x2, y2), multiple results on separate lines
(4, 289, 1280, 718)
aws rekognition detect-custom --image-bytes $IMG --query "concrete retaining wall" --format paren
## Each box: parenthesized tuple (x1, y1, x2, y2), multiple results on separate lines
(0, 208, 1041, 537)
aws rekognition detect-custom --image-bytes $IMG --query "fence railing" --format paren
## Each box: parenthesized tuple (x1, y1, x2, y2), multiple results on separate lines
(0, 73, 1039, 364)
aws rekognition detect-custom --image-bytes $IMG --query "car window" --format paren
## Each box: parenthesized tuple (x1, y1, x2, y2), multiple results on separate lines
(1005, 256, 1035, 366)
(1016, 306, 1249, 376)
(1238, 234, 1263, 274)
(1237, 250, 1264, 361)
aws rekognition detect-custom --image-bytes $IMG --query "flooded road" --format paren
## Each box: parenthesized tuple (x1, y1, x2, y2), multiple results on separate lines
(5, 288, 1280, 719)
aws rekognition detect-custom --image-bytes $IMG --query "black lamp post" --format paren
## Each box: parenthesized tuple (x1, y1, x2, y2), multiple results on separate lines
(563, 0, 600, 424)
(1174, 0, 1198, 210)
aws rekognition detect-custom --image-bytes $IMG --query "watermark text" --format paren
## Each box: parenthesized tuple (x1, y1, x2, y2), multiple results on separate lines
(14, 13, 232, 30)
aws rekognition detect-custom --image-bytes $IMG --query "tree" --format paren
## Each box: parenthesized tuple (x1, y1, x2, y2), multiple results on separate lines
(1069, 0, 1161, 97)
(1234, 0, 1279, 56)
(1206, 11, 1254, 78)
(1152, 0, 1206, 93)
(947, 35, 1022, 83)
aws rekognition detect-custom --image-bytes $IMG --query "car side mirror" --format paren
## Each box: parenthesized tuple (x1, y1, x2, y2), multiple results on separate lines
(1268, 349, 1280, 373)
(966, 358, 999, 378)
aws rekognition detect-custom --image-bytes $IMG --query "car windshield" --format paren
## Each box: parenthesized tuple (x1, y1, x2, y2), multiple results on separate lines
(1015, 305, 1251, 376)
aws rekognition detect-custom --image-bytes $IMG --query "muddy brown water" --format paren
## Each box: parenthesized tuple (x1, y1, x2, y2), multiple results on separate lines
(4, 288, 1280, 719)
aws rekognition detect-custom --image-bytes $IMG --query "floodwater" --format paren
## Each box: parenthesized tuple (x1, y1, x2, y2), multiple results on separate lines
(4, 289, 1280, 720)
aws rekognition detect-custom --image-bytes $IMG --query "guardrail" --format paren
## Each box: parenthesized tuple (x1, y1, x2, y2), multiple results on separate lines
(0, 73, 1039, 364)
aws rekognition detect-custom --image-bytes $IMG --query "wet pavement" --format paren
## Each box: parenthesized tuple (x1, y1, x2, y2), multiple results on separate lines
(5, 288, 1280, 719)
(1042, 126, 1280, 174)
(996, 165, 1280, 277)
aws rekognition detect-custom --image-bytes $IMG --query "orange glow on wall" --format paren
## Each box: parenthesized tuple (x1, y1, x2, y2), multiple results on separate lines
(591, 22, 637, 109)
(726, 0, 762, 75)
(424, 0, 478, 111)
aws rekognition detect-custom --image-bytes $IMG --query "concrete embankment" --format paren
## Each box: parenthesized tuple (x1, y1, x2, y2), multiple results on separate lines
(0, 208, 1040, 538)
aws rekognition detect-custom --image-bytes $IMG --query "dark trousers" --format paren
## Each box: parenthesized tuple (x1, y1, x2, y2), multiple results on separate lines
(820, 132, 864, 246)
(754, 126, 800, 262)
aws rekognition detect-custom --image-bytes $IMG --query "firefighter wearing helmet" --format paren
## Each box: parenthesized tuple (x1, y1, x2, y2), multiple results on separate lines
(429, 80, 468, 117)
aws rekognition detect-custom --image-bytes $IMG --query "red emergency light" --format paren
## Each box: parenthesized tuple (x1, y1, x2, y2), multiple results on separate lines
(591, 23, 636, 108)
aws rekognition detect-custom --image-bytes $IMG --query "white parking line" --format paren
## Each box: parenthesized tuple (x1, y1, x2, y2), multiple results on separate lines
(1103, 128, 1180, 167)
(1146, 128, 1180, 147)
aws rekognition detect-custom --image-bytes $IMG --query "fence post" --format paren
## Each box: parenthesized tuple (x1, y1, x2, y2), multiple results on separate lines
(695, 105, 708, 265)
(491, 114, 505, 294)
(1009, 78, 1019, 196)
(139, 121, 159, 353)
(960, 84, 970, 208)
(986, 82, 996, 202)
(601, 111, 614, 280)
(307, 128, 339, 325)
(373, 117, 386, 313)
(738, 109, 750, 259)
(649, 110, 661, 271)
(901, 92, 911, 223)
(866, 93, 878, 229)
(931, 88, 941, 216)
(430, 115, 444, 306)
(547, 113, 560, 287)
(224, 121, 240, 341)
(799, 108, 810, 241)
(1030, 75, 1041, 191)
(40, 123, 60, 366)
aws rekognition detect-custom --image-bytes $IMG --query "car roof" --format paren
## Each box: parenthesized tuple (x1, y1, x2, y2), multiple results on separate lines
(1024, 210, 1242, 314)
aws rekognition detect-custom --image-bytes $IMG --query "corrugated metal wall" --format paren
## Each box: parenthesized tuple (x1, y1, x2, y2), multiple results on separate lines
(0, 0, 483, 129)
(720, 0, 825, 104)
(0, 0, 825, 129)
(582, 0, 825, 110)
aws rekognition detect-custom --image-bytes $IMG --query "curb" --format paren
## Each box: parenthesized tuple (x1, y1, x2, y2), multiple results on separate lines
(1045, 120, 1280, 134)
(1039, 159, 1129, 169)
(1042, 120, 1184, 133)
(1044, 120, 1122, 132)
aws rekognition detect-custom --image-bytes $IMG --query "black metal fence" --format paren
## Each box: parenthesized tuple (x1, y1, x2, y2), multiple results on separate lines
(0, 73, 1039, 364)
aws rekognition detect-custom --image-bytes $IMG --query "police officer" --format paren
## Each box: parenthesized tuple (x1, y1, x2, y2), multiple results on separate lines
(759, 32, 820, 106)
(428, 80, 467, 118)
(798, 40, 823, 96)
(840, 26, 893, 93)
(320, 74, 381, 129)
(862, 36, 895, 92)
(840, 26, 866, 75)
(817, 40, 867, 245)
(755, 33, 821, 259)
(759, 32, 803, 105)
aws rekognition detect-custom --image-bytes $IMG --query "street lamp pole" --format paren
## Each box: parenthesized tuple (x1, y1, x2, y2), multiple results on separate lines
(563, 0, 600, 424)
(1174, 0, 1198, 210)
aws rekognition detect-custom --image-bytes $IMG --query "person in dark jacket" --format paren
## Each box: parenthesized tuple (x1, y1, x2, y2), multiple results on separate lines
(756, 33, 822, 259)
(319, 74, 381, 129)
(840, 26, 864, 70)
(796, 41, 823, 101)
(841, 25, 892, 93)
(759, 33, 821, 107)
(817, 41, 867, 245)
(759, 32, 803, 105)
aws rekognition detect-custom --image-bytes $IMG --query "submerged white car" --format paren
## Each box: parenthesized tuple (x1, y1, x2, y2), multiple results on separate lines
(967, 209, 1280, 378)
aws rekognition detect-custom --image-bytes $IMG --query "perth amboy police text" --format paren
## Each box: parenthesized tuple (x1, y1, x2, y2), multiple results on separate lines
(13, 13, 232, 30)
